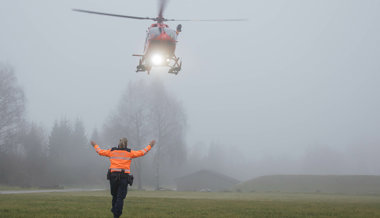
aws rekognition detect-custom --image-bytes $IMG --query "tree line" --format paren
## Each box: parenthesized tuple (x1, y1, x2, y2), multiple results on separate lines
(0, 64, 187, 189)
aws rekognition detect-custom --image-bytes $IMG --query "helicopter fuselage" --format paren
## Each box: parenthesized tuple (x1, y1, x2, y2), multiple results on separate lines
(135, 23, 182, 74)
(144, 23, 176, 58)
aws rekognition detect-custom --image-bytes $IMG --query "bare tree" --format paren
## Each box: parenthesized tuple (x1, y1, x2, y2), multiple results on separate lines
(103, 80, 150, 189)
(0, 64, 25, 153)
(0, 64, 25, 184)
(102, 79, 187, 189)
(148, 81, 187, 190)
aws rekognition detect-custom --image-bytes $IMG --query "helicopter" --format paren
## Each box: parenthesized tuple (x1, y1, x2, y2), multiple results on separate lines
(73, 0, 245, 75)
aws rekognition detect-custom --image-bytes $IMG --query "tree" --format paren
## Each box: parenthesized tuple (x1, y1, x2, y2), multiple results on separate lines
(0, 63, 25, 184)
(148, 81, 187, 189)
(0, 64, 25, 153)
(19, 123, 48, 186)
(70, 119, 102, 185)
(103, 80, 151, 189)
(47, 119, 74, 184)
(48, 119, 72, 160)
(47, 118, 94, 185)
(102, 79, 187, 189)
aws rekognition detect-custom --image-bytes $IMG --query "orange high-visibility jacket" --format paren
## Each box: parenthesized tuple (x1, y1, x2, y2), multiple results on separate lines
(94, 144, 152, 174)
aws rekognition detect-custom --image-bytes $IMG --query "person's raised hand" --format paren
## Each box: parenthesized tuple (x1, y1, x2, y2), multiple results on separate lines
(150, 140, 156, 147)
(90, 140, 96, 147)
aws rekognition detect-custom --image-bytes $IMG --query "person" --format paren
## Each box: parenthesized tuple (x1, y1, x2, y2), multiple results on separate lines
(90, 138, 155, 218)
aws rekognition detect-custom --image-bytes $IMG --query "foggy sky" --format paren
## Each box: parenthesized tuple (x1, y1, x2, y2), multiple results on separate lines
(1, 0, 380, 161)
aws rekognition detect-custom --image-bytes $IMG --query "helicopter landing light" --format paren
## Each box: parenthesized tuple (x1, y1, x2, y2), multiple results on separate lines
(151, 54, 164, 65)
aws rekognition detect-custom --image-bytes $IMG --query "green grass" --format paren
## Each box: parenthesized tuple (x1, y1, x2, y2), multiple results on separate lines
(235, 175, 380, 195)
(1, 190, 380, 217)
(0, 184, 108, 191)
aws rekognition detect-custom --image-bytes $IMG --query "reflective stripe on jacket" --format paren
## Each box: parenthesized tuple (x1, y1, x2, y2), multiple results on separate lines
(94, 144, 152, 173)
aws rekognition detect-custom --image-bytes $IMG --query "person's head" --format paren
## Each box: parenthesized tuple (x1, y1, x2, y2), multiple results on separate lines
(118, 137, 128, 148)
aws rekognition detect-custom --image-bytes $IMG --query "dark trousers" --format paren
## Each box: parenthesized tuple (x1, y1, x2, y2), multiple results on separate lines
(110, 173, 129, 217)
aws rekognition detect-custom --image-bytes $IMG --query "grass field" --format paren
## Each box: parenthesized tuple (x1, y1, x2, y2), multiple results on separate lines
(1, 190, 380, 217)
(235, 175, 380, 195)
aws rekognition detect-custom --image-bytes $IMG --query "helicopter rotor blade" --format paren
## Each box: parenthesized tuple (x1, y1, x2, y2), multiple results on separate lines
(158, 0, 168, 19)
(165, 18, 248, 22)
(73, 9, 156, 21)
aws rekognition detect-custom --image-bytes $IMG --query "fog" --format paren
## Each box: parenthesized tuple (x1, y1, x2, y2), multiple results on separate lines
(1, 0, 380, 187)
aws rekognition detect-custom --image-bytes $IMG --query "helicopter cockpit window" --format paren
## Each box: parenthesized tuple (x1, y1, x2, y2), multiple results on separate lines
(148, 27, 161, 39)
(164, 28, 177, 40)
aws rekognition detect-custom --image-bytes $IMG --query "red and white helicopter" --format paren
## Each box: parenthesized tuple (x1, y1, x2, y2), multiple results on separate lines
(73, 0, 245, 75)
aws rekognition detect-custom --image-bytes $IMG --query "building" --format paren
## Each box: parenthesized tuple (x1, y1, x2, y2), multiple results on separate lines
(175, 170, 240, 192)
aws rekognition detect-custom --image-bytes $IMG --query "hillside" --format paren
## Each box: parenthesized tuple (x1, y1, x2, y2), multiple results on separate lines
(234, 175, 380, 195)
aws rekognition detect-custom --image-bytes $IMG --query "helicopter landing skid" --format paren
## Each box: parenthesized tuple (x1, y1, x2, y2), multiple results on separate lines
(136, 59, 152, 74)
(136, 64, 146, 72)
(136, 65, 152, 74)
(135, 56, 181, 75)
(168, 57, 182, 75)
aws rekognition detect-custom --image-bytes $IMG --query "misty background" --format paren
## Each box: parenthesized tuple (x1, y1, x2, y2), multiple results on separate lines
(1, 0, 380, 188)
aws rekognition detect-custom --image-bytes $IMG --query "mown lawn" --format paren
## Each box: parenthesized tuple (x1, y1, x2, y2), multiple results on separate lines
(1, 190, 380, 217)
